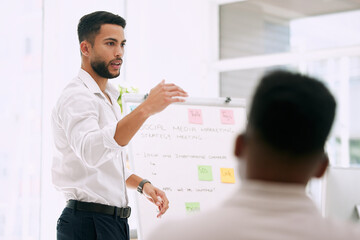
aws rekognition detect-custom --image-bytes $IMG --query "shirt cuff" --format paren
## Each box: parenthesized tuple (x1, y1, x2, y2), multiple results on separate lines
(103, 122, 124, 149)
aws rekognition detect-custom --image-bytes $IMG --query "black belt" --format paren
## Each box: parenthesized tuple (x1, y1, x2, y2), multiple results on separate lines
(66, 200, 131, 218)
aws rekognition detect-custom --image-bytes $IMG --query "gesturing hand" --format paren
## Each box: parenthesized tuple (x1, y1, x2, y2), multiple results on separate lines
(142, 183, 169, 218)
(142, 80, 188, 116)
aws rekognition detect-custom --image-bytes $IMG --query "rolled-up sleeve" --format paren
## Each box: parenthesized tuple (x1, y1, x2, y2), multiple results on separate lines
(103, 121, 122, 149)
(59, 91, 124, 168)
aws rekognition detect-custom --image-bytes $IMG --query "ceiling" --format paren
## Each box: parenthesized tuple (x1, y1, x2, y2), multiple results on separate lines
(243, 0, 360, 19)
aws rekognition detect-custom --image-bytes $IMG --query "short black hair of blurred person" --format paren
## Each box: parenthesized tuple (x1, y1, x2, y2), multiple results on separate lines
(77, 11, 126, 45)
(248, 70, 336, 157)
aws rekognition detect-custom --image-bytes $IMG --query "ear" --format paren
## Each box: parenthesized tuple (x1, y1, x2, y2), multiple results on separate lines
(313, 153, 329, 178)
(80, 41, 91, 57)
(234, 133, 246, 158)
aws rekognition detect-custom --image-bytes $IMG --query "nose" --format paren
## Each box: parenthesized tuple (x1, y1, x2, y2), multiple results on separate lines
(115, 44, 124, 58)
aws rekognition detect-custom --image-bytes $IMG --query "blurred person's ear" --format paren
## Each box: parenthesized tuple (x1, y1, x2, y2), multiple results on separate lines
(234, 133, 246, 159)
(313, 153, 329, 178)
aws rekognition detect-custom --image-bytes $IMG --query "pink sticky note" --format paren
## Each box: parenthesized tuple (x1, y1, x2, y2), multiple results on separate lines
(220, 109, 235, 125)
(188, 109, 203, 124)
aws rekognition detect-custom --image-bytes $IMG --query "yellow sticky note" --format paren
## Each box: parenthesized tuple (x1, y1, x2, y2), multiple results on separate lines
(220, 168, 235, 183)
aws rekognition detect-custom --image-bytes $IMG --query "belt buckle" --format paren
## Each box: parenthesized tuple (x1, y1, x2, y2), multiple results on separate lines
(125, 207, 131, 218)
(118, 207, 131, 218)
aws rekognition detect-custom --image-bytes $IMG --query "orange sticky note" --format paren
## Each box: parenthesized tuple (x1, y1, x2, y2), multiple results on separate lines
(188, 109, 203, 124)
(220, 168, 235, 183)
(220, 109, 235, 125)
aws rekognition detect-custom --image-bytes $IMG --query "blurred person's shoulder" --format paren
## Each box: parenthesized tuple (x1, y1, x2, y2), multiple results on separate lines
(147, 206, 245, 240)
(318, 217, 360, 240)
(147, 201, 360, 240)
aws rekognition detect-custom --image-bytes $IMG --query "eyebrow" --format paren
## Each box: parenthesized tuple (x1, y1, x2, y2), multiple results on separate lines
(104, 38, 127, 43)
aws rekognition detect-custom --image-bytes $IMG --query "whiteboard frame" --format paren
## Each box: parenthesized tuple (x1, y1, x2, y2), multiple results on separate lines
(122, 93, 246, 108)
(122, 93, 247, 240)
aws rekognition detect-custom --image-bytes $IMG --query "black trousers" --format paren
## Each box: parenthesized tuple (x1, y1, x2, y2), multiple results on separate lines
(57, 207, 130, 240)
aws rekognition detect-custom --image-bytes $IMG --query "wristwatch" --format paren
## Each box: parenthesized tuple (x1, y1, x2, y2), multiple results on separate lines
(137, 179, 151, 194)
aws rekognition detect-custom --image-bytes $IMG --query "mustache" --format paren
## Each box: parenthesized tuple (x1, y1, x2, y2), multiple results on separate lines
(110, 58, 123, 64)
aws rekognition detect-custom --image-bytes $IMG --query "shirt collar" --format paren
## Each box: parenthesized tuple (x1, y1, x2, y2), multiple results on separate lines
(230, 179, 310, 202)
(240, 179, 307, 195)
(226, 179, 319, 215)
(78, 68, 120, 100)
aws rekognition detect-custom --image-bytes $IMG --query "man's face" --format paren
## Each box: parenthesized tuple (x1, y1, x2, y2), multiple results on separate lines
(89, 24, 126, 79)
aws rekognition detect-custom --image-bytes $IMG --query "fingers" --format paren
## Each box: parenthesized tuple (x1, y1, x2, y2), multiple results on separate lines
(153, 79, 166, 89)
(143, 184, 170, 218)
(161, 84, 188, 101)
(154, 80, 188, 96)
(146, 191, 165, 217)
(162, 84, 187, 94)
(147, 191, 161, 207)
(164, 97, 186, 104)
(166, 91, 188, 98)
(143, 80, 188, 116)
(156, 191, 169, 218)
(157, 79, 165, 85)
(146, 196, 156, 205)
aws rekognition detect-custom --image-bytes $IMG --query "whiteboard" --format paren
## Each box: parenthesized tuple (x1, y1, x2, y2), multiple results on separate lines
(123, 94, 247, 240)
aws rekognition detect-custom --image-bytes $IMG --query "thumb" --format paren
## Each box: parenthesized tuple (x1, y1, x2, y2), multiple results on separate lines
(154, 79, 165, 88)
(148, 192, 161, 206)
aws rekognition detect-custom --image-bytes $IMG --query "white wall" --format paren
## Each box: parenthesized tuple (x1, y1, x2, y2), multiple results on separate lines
(125, 0, 219, 97)
(0, 1, 43, 239)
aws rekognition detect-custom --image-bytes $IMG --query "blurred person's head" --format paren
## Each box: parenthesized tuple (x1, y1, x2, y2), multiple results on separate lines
(235, 70, 336, 184)
(77, 11, 127, 79)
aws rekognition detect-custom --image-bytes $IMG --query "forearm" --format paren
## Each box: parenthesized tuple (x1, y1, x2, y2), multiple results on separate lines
(125, 174, 143, 189)
(114, 103, 150, 146)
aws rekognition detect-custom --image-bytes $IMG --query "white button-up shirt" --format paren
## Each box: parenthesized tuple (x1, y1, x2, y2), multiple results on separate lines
(52, 69, 133, 207)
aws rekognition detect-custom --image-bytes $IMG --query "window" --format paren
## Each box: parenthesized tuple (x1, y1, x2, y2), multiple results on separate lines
(218, 0, 360, 167)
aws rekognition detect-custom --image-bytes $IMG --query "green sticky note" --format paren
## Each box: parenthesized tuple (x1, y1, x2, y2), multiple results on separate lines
(198, 165, 213, 181)
(185, 202, 200, 213)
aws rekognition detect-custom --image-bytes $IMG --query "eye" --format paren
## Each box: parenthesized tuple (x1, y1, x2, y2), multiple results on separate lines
(121, 42, 126, 47)
(106, 42, 115, 46)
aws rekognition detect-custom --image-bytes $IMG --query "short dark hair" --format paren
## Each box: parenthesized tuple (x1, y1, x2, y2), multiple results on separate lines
(248, 70, 336, 156)
(77, 11, 126, 45)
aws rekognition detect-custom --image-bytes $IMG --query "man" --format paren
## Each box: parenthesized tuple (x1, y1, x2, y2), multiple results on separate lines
(52, 11, 188, 240)
(148, 70, 360, 240)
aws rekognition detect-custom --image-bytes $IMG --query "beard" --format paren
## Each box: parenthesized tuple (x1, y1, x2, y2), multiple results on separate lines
(91, 58, 120, 79)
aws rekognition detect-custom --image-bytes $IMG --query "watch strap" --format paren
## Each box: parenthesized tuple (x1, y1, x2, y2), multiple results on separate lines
(137, 179, 151, 194)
